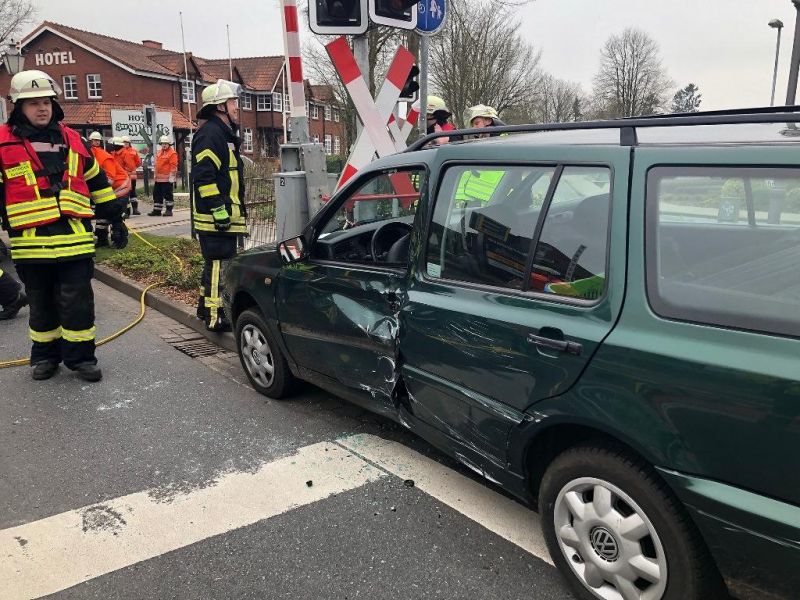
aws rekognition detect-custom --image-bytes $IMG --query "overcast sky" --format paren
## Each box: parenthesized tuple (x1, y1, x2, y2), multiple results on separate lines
(28, 0, 800, 110)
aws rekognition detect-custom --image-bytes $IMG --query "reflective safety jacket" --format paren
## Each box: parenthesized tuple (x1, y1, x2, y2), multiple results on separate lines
(114, 146, 141, 180)
(454, 169, 505, 204)
(0, 123, 116, 263)
(91, 146, 131, 199)
(154, 147, 178, 183)
(191, 115, 247, 236)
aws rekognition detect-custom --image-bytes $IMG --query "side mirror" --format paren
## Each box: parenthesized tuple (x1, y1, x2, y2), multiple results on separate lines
(278, 236, 307, 264)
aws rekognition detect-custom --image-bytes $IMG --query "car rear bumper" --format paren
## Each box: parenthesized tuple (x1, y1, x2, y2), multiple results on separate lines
(657, 467, 800, 600)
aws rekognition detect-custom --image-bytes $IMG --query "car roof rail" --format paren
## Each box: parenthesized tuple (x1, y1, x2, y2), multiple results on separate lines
(405, 105, 800, 151)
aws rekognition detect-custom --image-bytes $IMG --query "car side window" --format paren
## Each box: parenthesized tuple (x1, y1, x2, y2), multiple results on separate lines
(530, 167, 611, 300)
(425, 164, 611, 300)
(425, 165, 557, 289)
(647, 166, 800, 337)
(312, 168, 424, 264)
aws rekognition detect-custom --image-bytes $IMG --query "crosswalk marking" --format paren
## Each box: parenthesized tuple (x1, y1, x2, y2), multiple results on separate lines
(0, 442, 385, 600)
(337, 433, 553, 565)
(1, 435, 553, 600)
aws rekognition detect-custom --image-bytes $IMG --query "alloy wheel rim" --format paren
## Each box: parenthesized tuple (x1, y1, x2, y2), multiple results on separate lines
(553, 476, 668, 600)
(240, 324, 274, 388)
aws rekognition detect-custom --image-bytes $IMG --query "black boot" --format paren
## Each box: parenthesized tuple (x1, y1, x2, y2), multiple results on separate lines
(163, 209, 173, 217)
(131, 200, 141, 215)
(32, 361, 59, 380)
(95, 237, 110, 248)
(0, 291, 27, 320)
(147, 210, 161, 217)
(74, 362, 103, 382)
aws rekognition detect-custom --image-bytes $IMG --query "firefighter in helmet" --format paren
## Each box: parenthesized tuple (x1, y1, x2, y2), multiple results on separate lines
(191, 80, 247, 331)
(0, 70, 121, 381)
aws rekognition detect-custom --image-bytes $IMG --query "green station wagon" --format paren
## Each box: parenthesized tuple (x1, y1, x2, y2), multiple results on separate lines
(224, 111, 800, 600)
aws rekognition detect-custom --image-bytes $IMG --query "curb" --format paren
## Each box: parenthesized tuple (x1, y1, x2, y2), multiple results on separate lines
(94, 264, 236, 353)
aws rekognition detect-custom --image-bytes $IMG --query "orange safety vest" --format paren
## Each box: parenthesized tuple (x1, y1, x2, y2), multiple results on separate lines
(155, 147, 178, 182)
(91, 146, 130, 198)
(0, 123, 94, 229)
(114, 146, 141, 180)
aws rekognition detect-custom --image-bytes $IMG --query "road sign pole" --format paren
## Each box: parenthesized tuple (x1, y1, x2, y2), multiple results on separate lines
(418, 34, 428, 136)
(353, 34, 371, 137)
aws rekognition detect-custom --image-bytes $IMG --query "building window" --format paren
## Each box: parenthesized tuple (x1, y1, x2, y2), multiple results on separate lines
(284, 93, 290, 110)
(257, 94, 271, 111)
(313, 134, 320, 143)
(334, 136, 341, 155)
(181, 80, 195, 103)
(324, 134, 332, 155)
(63, 75, 78, 100)
(241, 93, 252, 110)
(324, 105, 332, 121)
(312, 104, 319, 120)
(334, 108, 340, 122)
(243, 128, 253, 153)
(87, 74, 102, 99)
(272, 92, 283, 112)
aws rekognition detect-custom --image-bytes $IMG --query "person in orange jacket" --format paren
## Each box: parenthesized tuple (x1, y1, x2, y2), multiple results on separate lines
(89, 132, 130, 248)
(149, 136, 178, 217)
(114, 135, 141, 215)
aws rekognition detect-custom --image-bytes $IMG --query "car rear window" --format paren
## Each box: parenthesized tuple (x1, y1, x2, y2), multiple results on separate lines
(647, 166, 800, 337)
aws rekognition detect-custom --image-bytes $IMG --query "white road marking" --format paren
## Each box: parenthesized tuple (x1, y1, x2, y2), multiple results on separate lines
(0, 442, 385, 600)
(338, 433, 553, 565)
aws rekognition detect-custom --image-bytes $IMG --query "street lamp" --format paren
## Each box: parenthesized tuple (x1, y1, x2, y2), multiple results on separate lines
(1, 39, 25, 75)
(770, 19, 784, 106)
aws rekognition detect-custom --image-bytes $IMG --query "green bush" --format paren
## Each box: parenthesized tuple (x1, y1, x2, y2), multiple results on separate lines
(98, 234, 203, 291)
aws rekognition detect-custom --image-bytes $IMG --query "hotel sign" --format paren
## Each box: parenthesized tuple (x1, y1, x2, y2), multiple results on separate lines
(34, 51, 77, 66)
(111, 109, 173, 146)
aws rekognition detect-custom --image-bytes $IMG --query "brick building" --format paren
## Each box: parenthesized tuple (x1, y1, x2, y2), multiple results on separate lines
(0, 21, 347, 173)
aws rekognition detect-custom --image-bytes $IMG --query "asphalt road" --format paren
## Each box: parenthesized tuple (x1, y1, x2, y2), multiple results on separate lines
(0, 256, 572, 600)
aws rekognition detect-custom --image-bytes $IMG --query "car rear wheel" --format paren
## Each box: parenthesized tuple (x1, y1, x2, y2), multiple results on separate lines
(235, 308, 296, 398)
(539, 445, 725, 600)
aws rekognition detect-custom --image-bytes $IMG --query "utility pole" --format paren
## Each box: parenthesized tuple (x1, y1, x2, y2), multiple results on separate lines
(785, 0, 800, 104)
(352, 34, 370, 137)
(770, 19, 784, 106)
(418, 35, 428, 136)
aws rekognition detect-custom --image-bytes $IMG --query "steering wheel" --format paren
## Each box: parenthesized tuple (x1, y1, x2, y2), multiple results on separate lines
(370, 221, 414, 263)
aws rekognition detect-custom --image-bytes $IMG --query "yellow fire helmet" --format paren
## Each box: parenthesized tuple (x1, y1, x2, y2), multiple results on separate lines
(465, 104, 499, 126)
(199, 79, 241, 117)
(8, 69, 62, 103)
(425, 95, 451, 116)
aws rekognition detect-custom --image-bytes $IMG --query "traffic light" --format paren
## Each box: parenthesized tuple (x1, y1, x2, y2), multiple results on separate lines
(399, 65, 419, 100)
(310, 0, 369, 35)
(369, 0, 418, 29)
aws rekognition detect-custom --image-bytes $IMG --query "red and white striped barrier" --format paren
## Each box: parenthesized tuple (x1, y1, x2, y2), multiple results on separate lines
(327, 37, 414, 188)
(280, 0, 306, 118)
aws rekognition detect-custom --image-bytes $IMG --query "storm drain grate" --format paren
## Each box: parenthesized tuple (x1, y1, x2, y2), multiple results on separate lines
(171, 339, 225, 358)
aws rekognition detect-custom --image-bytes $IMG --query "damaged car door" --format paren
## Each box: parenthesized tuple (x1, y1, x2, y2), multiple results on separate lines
(275, 167, 424, 413)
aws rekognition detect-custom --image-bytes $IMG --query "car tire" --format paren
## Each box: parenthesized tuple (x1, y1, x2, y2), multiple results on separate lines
(539, 444, 726, 600)
(235, 308, 297, 399)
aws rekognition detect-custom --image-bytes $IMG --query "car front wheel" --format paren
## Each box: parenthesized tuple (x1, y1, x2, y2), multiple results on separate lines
(539, 445, 725, 600)
(235, 308, 296, 398)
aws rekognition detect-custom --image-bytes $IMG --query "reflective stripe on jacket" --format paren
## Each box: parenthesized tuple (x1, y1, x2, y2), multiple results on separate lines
(191, 116, 247, 236)
(0, 124, 98, 229)
(155, 147, 178, 182)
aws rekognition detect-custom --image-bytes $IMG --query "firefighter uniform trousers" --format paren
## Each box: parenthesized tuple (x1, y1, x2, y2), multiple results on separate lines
(15, 259, 96, 367)
(198, 234, 236, 326)
(153, 182, 174, 213)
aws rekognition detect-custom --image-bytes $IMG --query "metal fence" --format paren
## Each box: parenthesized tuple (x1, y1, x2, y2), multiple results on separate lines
(243, 169, 276, 248)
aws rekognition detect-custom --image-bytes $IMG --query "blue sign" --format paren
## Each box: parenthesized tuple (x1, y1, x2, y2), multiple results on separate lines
(416, 0, 446, 35)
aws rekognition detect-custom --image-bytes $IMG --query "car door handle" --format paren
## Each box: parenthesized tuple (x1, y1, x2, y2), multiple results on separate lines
(527, 332, 582, 356)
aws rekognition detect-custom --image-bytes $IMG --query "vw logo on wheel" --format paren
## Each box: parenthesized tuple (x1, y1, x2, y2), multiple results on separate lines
(590, 527, 619, 562)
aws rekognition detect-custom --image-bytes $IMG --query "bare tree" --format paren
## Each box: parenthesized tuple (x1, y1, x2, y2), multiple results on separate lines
(591, 27, 673, 118)
(0, 0, 35, 48)
(430, 0, 543, 127)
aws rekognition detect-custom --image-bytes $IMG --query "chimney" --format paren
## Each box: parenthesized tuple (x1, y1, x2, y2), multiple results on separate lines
(142, 40, 162, 50)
